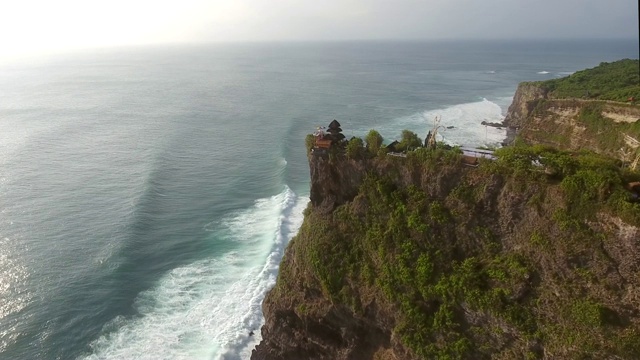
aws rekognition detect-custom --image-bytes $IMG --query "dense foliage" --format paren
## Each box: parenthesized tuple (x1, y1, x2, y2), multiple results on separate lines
(365, 129, 384, 154)
(533, 59, 640, 102)
(345, 137, 365, 159)
(314, 128, 426, 160)
(397, 130, 423, 152)
(289, 144, 640, 359)
(490, 143, 640, 223)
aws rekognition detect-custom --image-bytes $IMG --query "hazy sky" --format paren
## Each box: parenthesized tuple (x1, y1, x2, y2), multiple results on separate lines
(1, 0, 638, 57)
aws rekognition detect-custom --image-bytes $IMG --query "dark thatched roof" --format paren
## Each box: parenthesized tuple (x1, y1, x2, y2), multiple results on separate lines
(386, 140, 399, 152)
(328, 119, 341, 129)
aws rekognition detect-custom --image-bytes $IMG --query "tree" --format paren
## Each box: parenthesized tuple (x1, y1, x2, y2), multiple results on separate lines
(365, 130, 384, 154)
(346, 137, 365, 159)
(397, 130, 422, 152)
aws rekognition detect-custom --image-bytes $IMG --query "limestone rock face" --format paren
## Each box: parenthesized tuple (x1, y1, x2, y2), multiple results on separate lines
(503, 83, 549, 128)
(503, 83, 640, 160)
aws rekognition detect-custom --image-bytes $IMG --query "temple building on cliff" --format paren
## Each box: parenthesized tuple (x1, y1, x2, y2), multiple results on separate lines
(312, 119, 345, 153)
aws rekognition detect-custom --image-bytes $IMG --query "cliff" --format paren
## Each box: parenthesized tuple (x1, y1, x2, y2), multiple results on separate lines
(253, 146, 640, 359)
(503, 85, 640, 157)
(503, 83, 550, 129)
(503, 60, 640, 159)
(252, 60, 640, 359)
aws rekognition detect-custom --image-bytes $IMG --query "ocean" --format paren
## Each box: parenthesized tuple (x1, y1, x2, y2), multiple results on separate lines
(0, 39, 637, 360)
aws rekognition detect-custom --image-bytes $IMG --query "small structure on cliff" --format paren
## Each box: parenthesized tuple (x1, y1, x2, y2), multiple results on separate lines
(313, 126, 332, 149)
(313, 119, 344, 149)
(386, 140, 400, 152)
(312, 120, 346, 153)
(326, 120, 346, 143)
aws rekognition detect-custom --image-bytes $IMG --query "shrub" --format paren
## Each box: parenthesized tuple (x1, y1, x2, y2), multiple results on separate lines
(305, 134, 315, 153)
(397, 130, 423, 152)
(346, 137, 365, 159)
(365, 129, 384, 154)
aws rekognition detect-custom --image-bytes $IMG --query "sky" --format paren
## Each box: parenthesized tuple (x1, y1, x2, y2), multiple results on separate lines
(0, 0, 638, 58)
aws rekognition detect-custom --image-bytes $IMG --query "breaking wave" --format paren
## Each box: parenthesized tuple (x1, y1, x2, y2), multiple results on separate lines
(81, 187, 307, 360)
(364, 98, 507, 148)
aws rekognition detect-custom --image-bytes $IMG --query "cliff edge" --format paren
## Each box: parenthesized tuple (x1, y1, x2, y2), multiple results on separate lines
(503, 59, 640, 159)
(252, 60, 640, 359)
(253, 145, 640, 359)
(503, 82, 550, 129)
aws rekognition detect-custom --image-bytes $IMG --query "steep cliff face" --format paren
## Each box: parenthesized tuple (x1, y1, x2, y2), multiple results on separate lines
(503, 82, 640, 159)
(254, 148, 640, 359)
(503, 82, 549, 129)
(308, 155, 366, 212)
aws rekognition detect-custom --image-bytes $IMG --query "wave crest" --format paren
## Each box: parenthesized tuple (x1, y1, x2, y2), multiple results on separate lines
(362, 98, 507, 147)
(81, 187, 307, 360)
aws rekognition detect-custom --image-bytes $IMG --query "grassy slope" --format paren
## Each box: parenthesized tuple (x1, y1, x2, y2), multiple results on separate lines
(534, 59, 640, 102)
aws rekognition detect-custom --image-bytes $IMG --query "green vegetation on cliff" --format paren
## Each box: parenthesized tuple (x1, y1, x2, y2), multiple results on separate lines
(271, 142, 640, 359)
(506, 59, 640, 163)
(576, 102, 640, 152)
(515, 96, 640, 162)
(261, 60, 640, 358)
(533, 59, 640, 102)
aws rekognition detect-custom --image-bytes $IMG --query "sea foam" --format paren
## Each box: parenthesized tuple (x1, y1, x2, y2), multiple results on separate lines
(362, 98, 507, 148)
(81, 187, 307, 360)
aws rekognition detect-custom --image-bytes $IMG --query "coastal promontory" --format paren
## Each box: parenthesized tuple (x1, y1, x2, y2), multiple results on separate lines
(252, 60, 640, 359)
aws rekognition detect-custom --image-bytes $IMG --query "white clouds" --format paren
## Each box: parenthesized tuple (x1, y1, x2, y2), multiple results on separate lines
(0, 0, 636, 57)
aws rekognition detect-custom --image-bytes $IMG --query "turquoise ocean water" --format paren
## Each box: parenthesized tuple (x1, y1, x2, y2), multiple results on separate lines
(0, 40, 637, 360)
